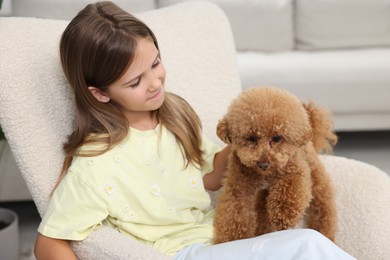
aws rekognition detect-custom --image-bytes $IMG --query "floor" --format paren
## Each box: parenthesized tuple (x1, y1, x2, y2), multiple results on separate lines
(333, 131, 390, 174)
(0, 130, 389, 260)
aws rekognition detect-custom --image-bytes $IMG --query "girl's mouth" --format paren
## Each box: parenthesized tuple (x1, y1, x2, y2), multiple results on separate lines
(148, 88, 163, 101)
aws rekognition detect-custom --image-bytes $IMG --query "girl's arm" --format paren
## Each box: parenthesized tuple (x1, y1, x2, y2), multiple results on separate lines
(35, 233, 77, 260)
(203, 145, 231, 191)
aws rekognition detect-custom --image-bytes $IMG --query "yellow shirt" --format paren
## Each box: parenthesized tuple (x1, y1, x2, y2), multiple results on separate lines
(38, 125, 221, 255)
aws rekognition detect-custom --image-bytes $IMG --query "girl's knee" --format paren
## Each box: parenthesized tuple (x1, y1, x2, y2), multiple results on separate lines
(293, 229, 331, 245)
(298, 228, 324, 239)
(294, 229, 355, 259)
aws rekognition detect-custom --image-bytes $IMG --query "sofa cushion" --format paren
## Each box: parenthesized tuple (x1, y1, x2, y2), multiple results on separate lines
(11, 0, 156, 19)
(159, 0, 294, 52)
(237, 48, 390, 130)
(296, 0, 390, 50)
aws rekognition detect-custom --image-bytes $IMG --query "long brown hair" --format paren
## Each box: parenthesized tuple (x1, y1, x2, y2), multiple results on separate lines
(58, 1, 203, 184)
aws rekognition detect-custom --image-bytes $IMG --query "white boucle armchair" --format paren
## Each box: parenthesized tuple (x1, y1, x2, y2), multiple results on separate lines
(0, 2, 389, 260)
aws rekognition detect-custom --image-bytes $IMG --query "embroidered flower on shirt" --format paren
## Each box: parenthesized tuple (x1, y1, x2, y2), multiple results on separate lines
(150, 184, 161, 196)
(189, 177, 199, 188)
(146, 160, 152, 166)
(167, 207, 175, 214)
(105, 183, 116, 195)
(128, 211, 136, 219)
(122, 204, 129, 212)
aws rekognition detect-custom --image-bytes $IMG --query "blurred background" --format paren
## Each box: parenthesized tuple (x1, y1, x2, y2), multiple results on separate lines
(1, 0, 389, 259)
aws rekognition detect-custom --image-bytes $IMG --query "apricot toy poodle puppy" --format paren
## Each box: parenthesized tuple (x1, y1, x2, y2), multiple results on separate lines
(213, 87, 337, 244)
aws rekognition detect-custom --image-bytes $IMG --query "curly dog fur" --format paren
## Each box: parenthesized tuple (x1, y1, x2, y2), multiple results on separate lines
(213, 87, 337, 244)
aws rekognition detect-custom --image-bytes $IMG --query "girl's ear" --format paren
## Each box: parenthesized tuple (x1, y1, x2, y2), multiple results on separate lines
(88, 86, 110, 103)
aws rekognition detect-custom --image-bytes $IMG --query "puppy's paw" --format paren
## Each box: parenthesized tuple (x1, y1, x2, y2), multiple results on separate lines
(268, 207, 303, 231)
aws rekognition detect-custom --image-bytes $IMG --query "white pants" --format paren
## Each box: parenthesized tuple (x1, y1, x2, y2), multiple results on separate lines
(174, 229, 355, 260)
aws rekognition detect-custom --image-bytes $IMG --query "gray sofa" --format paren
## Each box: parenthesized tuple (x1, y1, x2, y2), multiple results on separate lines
(230, 0, 390, 132)
(4, 0, 390, 132)
(159, 0, 390, 132)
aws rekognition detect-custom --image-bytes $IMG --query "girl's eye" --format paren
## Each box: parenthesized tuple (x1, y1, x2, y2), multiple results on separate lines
(129, 78, 140, 88)
(272, 135, 282, 142)
(152, 59, 160, 68)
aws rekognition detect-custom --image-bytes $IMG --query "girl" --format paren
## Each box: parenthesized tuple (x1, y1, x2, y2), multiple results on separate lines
(34, 1, 355, 259)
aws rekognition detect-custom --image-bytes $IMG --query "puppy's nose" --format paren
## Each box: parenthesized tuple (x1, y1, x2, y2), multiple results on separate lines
(258, 162, 269, 171)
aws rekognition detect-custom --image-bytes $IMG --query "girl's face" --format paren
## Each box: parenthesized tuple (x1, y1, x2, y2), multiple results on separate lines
(90, 37, 166, 125)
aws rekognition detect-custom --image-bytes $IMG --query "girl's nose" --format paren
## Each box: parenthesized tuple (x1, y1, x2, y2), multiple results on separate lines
(150, 72, 162, 89)
(148, 66, 165, 90)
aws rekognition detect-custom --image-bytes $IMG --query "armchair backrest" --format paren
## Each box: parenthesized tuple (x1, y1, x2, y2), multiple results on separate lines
(0, 1, 241, 215)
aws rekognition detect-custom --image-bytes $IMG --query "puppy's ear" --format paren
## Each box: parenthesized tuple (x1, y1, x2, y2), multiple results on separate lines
(217, 118, 231, 144)
(294, 121, 313, 146)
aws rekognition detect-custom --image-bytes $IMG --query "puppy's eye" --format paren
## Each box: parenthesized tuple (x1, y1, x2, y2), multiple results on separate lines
(272, 135, 282, 142)
(247, 135, 258, 143)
